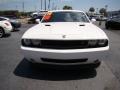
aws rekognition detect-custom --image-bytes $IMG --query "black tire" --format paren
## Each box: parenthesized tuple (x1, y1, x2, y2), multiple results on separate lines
(105, 23, 109, 29)
(0, 28, 4, 38)
(106, 25, 109, 29)
(11, 27, 15, 32)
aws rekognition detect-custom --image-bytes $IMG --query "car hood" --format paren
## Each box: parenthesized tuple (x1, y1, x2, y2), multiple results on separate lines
(22, 22, 108, 40)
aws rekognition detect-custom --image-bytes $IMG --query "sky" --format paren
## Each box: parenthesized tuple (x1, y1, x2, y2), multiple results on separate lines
(0, 0, 120, 12)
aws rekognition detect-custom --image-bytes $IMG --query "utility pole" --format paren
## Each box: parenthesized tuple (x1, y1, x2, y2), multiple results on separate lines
(105, 5, 108, 11)
(52, 2, 54, 10)
(48, 0, 50, 10)
(96, 8, 98, 14)
(34, 5, 37, 11)
(22, 1, 24, 12)
(45, 0, 46, 10)
(55, 5, 57, 10)
(41, 0, 42, 10)
(16, 5, 18, 10)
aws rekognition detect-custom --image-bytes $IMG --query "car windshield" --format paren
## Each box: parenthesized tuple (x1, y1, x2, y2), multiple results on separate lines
(41, 12, 89, 23)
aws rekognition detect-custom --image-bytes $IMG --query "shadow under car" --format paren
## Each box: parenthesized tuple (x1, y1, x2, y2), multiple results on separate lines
(14, 59, 97, 81)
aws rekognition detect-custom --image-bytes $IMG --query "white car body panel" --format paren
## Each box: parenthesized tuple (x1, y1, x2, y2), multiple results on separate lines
(0, 20, 12, 34)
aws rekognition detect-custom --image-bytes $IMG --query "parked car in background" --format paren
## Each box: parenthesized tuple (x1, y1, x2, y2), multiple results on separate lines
(101, 17, 107, 21)
(0, 16, 21, 31)
(105, 15, 120, 29)
(31, 10, 48, 18)
(88, 15, 107, 21)
(89, 15, 97, 20)
(96, 16, 107, 21)
(21, 10, 109, 69)
(0, 18, 12, 38)
(28, 15, 43, 24)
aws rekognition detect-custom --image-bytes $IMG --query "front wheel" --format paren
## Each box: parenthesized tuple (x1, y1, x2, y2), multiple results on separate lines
(106, 25, 109, 29)
(0, 28, 4, 38)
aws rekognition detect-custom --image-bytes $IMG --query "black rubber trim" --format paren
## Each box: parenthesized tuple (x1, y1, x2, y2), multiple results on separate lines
(30, 59, 101, 70)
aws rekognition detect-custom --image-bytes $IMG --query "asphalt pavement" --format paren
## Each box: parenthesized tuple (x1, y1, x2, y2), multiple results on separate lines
(0, 22, 120, 90)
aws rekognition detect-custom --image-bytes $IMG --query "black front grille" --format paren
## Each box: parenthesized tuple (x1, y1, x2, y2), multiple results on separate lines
(41, 58, 88, 63)
(22, 39, 108, 49)
(40, 40, 88, 49)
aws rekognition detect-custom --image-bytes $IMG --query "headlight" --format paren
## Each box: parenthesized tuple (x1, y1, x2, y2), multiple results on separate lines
(88, 40, 98, 46)
(22, 39, 31, 46)
(22, 39, 41, 47)
(88, 39, 108, 47)
(98, 39, 108, 46)
(31, 40, 41, 46)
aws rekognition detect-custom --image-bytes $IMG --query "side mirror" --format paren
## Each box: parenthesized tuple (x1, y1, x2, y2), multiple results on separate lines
(91, 18, 96, 22)
(35, 19, 41, 24)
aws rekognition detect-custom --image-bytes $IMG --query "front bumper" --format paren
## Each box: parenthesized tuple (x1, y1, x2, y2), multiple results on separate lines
(21, 46, 109, 65)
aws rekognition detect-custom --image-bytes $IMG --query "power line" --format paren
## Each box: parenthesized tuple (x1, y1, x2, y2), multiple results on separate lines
(22, 1, 24, 12)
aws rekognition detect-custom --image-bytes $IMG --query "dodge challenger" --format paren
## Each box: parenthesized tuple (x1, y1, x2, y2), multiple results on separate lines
(21, 10, 109, 69)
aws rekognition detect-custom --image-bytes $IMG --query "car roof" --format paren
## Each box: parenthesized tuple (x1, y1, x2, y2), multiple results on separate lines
(48, 10, 84, 13)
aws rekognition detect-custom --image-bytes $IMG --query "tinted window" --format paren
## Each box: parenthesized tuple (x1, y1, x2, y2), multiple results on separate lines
(42, 12, 89, 23)
(0, 17, 6, 21)
(5, 16, 17, 19)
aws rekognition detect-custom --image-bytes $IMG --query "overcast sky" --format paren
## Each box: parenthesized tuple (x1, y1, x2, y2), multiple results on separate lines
(0, 0, 120, 12)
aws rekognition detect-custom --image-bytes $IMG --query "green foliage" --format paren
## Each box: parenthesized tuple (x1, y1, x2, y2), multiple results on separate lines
(99, 8, 107, 16)
(0, 10, 19, 17)
(63, 5, 72, 10)
(89, 7, 95, 12)
(0, 10, 32, 18)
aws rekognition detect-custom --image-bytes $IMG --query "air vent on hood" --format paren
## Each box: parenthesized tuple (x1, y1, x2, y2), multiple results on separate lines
(79, 24, 85, 26)
(45, 24, 51, 26)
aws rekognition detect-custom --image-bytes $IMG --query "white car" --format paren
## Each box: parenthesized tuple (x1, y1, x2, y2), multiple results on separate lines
(31, 10, 48, 18)
(21, 10, 109, 69)
(0, 18, 12, 38)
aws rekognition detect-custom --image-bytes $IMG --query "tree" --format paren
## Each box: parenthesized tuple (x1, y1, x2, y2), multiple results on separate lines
(89, 7, 95, 12)
(63, 5, 72, 10)
(99, 8, 107, 16)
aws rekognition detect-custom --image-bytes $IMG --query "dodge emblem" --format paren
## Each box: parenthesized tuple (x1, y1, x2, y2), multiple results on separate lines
(62, 35, 66, 38)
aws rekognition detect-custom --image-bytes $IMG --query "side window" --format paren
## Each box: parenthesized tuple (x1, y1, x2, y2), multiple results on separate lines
(0, 18, 6, 21)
